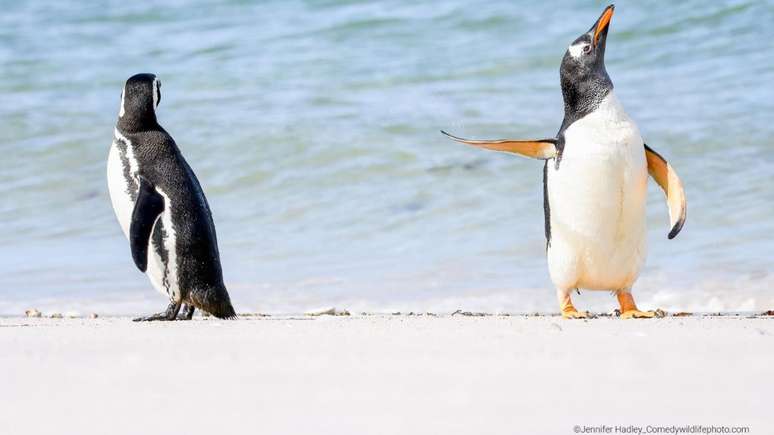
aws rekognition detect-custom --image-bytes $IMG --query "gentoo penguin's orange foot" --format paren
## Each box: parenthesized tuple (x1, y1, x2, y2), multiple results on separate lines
(616, 292, 666, 319)
(562, 309, 592, 319)
(620, 309, 657, 319)
(559, 292, 594, 319)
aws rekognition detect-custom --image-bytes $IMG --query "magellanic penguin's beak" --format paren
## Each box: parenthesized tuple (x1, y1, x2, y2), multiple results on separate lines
(590, 4, 614, 48)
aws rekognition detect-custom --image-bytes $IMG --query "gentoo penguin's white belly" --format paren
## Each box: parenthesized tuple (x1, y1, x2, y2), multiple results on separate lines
(107, 130, 180, 301)
(546, 92, 648, 291)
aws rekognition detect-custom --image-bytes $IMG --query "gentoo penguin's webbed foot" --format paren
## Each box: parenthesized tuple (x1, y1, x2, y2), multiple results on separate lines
(620, 310, 658, 319)
(562, 309, 593, 319)
(616, 292, 666, 319)
(176, 304, 195, 320)
(558, 291, 595, 319)
(133, 302, 182, 322)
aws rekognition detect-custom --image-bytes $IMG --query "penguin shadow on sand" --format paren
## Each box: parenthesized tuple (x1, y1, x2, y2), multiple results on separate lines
(106, 5, 685, 322)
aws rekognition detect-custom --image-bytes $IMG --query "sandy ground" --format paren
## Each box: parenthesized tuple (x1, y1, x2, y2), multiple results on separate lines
(0, 314, 770, 435)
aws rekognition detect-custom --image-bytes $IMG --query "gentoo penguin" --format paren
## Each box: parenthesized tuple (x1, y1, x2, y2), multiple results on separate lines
(107, 73, 236, 321)
(442, 5, 686, 319)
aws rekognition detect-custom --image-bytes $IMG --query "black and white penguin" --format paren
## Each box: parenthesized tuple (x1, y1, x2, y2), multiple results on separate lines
(107, 73, 236, 321)
(442, 5, 687, 319)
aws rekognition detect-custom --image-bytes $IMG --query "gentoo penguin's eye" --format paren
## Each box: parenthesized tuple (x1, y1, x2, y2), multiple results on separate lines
(582, 45, 591, 54)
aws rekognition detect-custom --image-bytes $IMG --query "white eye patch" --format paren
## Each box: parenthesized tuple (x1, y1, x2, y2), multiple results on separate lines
(568, 42, 589, 59)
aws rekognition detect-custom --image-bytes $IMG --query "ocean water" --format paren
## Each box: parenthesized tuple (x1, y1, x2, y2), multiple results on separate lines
(1, 0, 773, 315)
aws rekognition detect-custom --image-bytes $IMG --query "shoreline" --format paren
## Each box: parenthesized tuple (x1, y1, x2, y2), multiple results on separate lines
(5, 309, 774, 321)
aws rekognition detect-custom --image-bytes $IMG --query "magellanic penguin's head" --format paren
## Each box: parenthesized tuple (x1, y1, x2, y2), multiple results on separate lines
(559, 5, 615, 116)
(118, 73, 161, 131)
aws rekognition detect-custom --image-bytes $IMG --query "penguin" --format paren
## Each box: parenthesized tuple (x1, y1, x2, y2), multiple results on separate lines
(107, 73, 236, 321)
(442, 5, 686, 319)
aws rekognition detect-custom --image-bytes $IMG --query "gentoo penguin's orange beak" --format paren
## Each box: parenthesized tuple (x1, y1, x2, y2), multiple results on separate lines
(592, 5, 614, 47)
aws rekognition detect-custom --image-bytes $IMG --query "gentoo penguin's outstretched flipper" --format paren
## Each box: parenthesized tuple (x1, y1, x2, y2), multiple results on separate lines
(644, 144, 687, 239)
(441, 130, 557, 160)
(129, 175, 165, 272)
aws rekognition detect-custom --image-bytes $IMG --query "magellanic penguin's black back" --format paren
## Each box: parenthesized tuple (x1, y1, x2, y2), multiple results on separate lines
(117, 73, 235, 318)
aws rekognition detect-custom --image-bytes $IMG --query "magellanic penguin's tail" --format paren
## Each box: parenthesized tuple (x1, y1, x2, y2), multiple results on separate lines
(190, 286, 237, 319)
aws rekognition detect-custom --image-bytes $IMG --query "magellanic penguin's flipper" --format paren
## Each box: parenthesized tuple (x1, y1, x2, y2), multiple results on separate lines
(440, 130, 557, 160)
(644, 144, 687, 239)
(129, 175, 165, 272)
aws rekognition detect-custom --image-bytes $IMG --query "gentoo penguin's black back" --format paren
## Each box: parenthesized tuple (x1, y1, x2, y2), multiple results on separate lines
(117, 73, 235, 318)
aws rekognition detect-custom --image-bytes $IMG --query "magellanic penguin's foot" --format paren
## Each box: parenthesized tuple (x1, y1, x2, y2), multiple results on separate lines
(558, 290, 595, 319)
(133, 302, 182, 322)
(177, 304, 195, 320)
(616, 291, 666, 319)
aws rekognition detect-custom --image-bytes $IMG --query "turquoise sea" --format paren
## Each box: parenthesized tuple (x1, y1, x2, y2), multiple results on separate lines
(1, 1, 773, 314)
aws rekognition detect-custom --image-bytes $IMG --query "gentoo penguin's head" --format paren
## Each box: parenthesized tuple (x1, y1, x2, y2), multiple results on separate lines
(118, 73, 161, 130)
(559, 5, 615, 115)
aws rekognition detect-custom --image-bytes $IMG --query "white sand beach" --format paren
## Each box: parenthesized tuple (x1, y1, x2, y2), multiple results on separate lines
(1, 314, 769, 434)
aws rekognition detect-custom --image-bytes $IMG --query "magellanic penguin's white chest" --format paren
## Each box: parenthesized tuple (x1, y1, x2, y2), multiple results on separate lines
(107, 129, 181, 301)
(546, 91, 648, 291)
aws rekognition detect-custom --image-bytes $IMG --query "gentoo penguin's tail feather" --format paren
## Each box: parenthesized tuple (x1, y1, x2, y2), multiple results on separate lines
(440, 130, 557, 160)
(190, 286, 237, 319)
